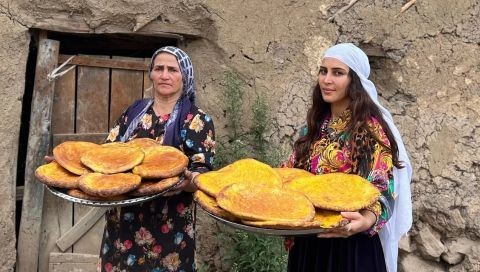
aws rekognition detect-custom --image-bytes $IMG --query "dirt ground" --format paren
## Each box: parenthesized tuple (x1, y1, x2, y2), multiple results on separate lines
(1, 0, 479, 271)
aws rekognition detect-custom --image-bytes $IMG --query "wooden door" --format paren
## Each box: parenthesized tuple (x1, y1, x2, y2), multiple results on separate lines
(39, 54, 151, 272)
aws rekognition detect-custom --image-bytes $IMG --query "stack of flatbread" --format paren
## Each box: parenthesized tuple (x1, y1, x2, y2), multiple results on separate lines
(194, 159, 380, 230)
(35, 139, 189, 201)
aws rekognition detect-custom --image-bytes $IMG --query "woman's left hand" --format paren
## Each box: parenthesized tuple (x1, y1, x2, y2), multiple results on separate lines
(162, 170, 200, 196)
(317, 210, 376, 238)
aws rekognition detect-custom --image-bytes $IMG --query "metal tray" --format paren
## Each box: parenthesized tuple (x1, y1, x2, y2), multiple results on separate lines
(198, 206, 326, 236)
(46, 177, 184, 207)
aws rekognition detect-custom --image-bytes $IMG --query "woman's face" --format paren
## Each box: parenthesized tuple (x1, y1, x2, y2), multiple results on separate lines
(150, 52, 183, 99)
(318, 57, 351, 109)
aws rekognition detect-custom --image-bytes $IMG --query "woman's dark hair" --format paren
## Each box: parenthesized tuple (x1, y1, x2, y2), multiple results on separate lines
(293, 69, 404, 170)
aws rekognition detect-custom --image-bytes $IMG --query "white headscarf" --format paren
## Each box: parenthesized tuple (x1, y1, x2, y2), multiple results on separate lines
(324, 43, 413, 272)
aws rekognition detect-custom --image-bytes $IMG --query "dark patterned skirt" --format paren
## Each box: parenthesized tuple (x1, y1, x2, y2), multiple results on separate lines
(99, 192, 196, 272)
(288, 233, 387, 272)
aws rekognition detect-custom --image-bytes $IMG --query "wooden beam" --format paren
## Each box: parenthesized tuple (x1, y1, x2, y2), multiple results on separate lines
(52, 133, 109, 146)
(32, 16, 193, 38)
(17, 38, 60, 272)
(136, 20, 201, 38)
(56, 207, 109, 252)
(58, 55, 149, 71)
(49, 252, 99, 263)
(49, 253, 99, 272)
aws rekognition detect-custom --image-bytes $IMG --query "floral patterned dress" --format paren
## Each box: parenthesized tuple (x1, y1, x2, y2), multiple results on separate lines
(99, 104, 215, 272)
(285, 110, 393, 272)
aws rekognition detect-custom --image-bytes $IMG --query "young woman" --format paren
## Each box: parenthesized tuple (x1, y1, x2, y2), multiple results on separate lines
(285, 43, 412, 272)
(99, 46, 215, 271)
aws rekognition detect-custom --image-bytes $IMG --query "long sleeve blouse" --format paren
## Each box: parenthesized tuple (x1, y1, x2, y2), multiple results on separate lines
(286, 110, 394, 235)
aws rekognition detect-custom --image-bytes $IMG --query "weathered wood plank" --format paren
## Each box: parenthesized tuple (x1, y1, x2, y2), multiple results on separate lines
(76, 55, 110, 133)
(137, 19, 201, 37)
(52, 133, 108, 146)
(39, 195, 74, 271)
(110, 56, 144, 127)
(49, 253, 98, 272)
(17, 38, 60, 272)
(39, 66, 76, 272)
(72, 207, 106, 254)
(59, 54, 149, 71)
(49, 252, 99, 263)
(143, 58, 153, 98)
(74, 55, 110, 254)
(56, 207, 109, 252)
(51, 66, 76, 132)
(33, 17, 193, 38)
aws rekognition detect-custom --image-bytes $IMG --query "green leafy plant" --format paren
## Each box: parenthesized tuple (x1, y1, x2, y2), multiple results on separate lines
(226, 231, 288, 272)
(214, 71, 288, 272)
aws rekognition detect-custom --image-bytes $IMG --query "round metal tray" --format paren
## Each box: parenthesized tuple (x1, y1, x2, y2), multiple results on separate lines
(46, 177, 184, 207)
(198, 206, 326, 236)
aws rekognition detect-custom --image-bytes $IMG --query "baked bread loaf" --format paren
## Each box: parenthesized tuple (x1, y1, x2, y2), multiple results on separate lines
(284, 173, 380, 211)
(78, 172, 142, 197)
(53, 141, 99, 175)
(194, 190, 238, 222)
(274, 167, 314, 183)
(132, 146, 188, 179)
(195, 158, 282, 197)
(81, 146, 144, 174)
(126, 138, 162, 150)
(67, 188, 127, 201)
(217, 183, 315, 222)
(130, 176, 181, 196)
(242, 209, 346, 229)
(101, 142, 128, 148)
(35, 161, 80, 189)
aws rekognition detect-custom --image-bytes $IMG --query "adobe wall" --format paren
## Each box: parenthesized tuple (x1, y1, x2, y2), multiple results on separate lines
(0, 10, 30, 270)
(0, 0, 478, 271)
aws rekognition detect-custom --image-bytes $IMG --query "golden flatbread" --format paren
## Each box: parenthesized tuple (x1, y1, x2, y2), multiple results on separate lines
(196, 158, 283, 197)
(217, 183, 315, 222)
(67, 189, 127, 201)
(194, 190, 238, 222)
(35, 161, 80, 189)
(126, 138, 162, 150)
(78, 172, 142, 197)
(53, 141, 100, 175)
(242, 209, 346, 229)
(132, 146, 188, 179)
(130, 176, 181, 196)
(274, 167, 314, 183)
(309, 209, 348, 229)
(81, 146, 144, 174)
(101, 142, 128, 148)
(284, 173, 380, 211)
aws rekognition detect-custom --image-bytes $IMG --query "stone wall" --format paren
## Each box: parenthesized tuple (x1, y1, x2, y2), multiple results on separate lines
(1, 0, 479, 271)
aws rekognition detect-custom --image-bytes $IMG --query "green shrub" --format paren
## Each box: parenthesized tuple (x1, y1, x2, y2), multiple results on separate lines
(224, 231, 287, 272)
(214, 71, 288, 272)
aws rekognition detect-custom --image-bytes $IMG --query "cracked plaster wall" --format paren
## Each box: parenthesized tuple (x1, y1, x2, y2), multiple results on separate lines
(0, 0, 479, 271)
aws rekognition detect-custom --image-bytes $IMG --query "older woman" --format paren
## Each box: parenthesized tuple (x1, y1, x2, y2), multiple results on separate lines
(99, 46, 215, 272)
(285, 43, 412, 272)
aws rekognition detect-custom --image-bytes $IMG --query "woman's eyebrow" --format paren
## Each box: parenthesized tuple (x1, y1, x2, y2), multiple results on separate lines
(320, 66, 348, 72)
(153, 64, 179, 69)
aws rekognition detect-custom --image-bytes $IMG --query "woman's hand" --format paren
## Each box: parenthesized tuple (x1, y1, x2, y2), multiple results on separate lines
(162, 170, 200, 196)
(317, 210, 376, 238)
(44, 155, 55, 163)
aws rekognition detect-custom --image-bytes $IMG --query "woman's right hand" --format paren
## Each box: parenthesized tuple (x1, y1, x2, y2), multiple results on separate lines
(44, 155, 54, 163)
